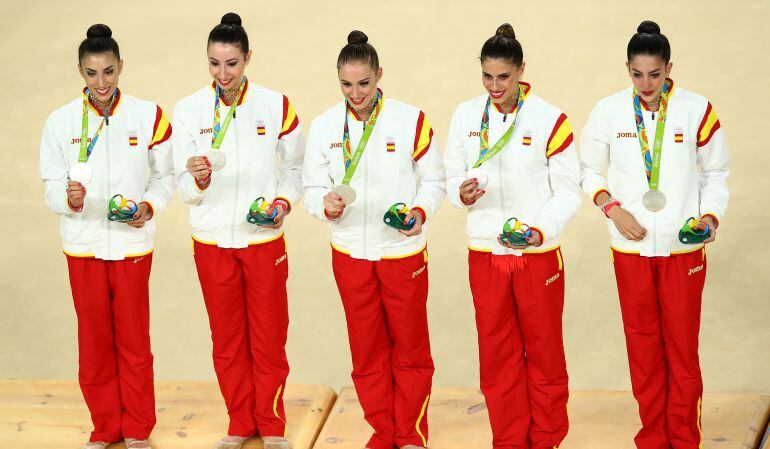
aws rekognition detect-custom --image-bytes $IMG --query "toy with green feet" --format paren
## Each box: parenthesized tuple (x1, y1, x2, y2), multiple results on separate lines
(678, 217, 710, 244)
(500, 217, 531, 246)
(247, 197, 278, 226)
(383, 203, 416, 230)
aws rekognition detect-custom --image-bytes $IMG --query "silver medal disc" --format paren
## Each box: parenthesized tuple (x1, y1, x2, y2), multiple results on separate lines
(203, 151, 227, 171)
(642, 190, 667, 212)
(467, 167, 488, 189)
(69, 162, 93, 185)
(333, 184, 357, 205)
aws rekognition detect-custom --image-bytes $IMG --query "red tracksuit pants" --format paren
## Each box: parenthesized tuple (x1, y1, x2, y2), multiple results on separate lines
(468, 249, 569, 449)
(193, 237, 290, 438)
(613, 249, 707, 449)
(66, 254, 156, 443)
(332, 248, 434, 449)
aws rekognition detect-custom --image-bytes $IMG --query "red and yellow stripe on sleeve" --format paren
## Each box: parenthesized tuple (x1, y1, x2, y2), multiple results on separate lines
(149, 106, 172, 149)
(546, 113, 573, 158)
(279, 95, 299, 139)
(697, 102, 720, 148)
(412, 111, 434, 162)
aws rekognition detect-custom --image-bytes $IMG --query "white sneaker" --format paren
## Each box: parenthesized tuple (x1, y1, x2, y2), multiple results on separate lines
(124, 438, 151, 449)
(82, 442, 109, 449)
(263, 436, 291, 449)
(216, 435, 249, 449)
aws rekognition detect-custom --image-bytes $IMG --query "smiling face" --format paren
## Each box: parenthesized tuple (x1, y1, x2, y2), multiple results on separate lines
(338, 62, 382, 112)
(627, 54, 672, 102)
(79, 53, 123, 101)
(481, 58, 525, 105)
(208, 42, 251, 90)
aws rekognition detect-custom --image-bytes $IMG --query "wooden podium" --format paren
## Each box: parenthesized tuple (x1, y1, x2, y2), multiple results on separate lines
(0, 380, 335, 449)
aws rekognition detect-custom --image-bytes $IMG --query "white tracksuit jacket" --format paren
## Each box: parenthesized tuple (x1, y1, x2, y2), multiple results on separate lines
(303, 93, 446, 261)
(39, 88, 174, 260)
(172, 79, 305, 248)
(580, 79, 730, 256)
(444, 82, 582, 255)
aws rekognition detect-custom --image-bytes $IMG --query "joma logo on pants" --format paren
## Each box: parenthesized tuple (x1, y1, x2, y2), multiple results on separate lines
(412, 265, 426, 278)
(275, 254, 287, 266)
(688, 264, 704, 276)
(545, 273, 560, 286)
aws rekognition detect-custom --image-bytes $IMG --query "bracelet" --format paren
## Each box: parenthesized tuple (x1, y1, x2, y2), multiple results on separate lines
(600, 198, 621, 218)
(272, 199, 290, 212)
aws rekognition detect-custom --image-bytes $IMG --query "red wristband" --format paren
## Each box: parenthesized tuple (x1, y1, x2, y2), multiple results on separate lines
(602, 200, 621, 218)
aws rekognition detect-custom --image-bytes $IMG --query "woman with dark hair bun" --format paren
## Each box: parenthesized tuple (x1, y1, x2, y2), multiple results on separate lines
(444, 23, 579, 449)
(172, 12, 304, 449)
(303, 30, 445, 449)
(39, 23, 174, 449)
(580, 20, 730, 449)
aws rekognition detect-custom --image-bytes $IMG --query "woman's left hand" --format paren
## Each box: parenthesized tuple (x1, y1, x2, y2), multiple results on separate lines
(264, 202, 288, 229)
(399, 210, 423, 237)
(696, 215, 717, 244)
(126, 202, 153, 228)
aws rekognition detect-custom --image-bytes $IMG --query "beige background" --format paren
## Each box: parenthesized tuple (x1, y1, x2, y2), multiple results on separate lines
(1, 0, 767, 393)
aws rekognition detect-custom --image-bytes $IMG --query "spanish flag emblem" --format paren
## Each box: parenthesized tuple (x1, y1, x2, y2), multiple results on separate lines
(696, 102, 721, 148)
(546, 113, 574, 158)
(522, 134, 532, 146)
(674, 132, 684, 143)
(128, 131, 138, 147)
(257, 121, 266, 136)
(386, 138, 396, 152)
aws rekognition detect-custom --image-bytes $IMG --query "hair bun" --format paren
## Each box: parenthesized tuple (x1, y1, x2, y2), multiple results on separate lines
(86, 24, 112, 39)
(495, 23, 516, 39)
(637, 20, 661, 34)
(347, 30, 368, 44)
(221, 12, 242, 26)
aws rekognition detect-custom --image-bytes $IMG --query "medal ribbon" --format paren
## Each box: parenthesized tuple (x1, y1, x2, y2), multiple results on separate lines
(341, 89, 383, 185)
(78, 89, 117, 163)
(211, 78, 246, 150)
(473, 84, 525, 168)
(633, 79, 671, 191)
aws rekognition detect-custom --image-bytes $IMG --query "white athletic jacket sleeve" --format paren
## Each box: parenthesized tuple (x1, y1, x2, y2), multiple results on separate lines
(411, 112, 445, 219)
(40, 112, 77, 215)
(579, 100, 612, 203)
(172, 109, 206, 206)
(141, 107, 175, 213)
(443, 107, 469, 209)
(695, 104, 730, 223)
(532, 115, 581, 240)
(302, 117, 334, 222)
(275, 97, 305, 208)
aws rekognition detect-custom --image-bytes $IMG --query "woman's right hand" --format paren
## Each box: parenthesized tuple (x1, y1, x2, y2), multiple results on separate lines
(66, 181, 86, 209)
(459, 178, 485, 205)
(607, 207, 647, 241)
(324, 191, 346, 219)
(186, 156, 212, 181)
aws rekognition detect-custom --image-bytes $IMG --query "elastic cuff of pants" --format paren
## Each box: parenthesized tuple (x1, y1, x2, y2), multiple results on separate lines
(90, 432, 123, 443)
(256, 425, 286, 439)
(367, 439, 396, 449)
(395, 436, 427, 448)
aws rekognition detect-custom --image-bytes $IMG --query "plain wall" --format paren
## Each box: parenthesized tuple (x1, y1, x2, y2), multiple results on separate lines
(1, 0, 768, 393)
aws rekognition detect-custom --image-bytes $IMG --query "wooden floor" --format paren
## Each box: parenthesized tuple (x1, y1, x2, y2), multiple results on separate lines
(0, 380, 335, 449)
(313, 387, 769, 449)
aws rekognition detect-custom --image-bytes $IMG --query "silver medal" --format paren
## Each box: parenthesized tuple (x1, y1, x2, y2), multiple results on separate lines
(642, 190, 667, 212)
(333, 184, 357, 205)
(69, 162, 93, 185)
(203, 151, 227, 171)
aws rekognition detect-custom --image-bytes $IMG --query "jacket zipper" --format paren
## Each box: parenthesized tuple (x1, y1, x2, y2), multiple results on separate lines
(362, 120, 368, 259)
(231, 106, 239, 246)
(106, 114, 112, 258)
